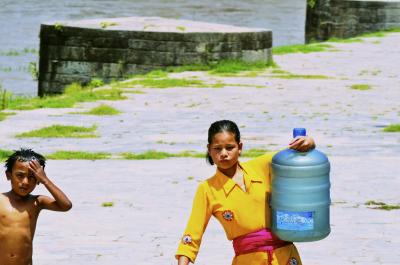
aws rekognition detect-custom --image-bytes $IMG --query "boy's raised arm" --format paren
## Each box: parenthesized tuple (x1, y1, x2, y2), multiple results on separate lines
(28, 160, 72, 211)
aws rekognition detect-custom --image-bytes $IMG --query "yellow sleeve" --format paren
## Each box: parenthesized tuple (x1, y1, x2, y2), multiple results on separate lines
(175, 182, 212, 263)
(243, 152, 277, 177)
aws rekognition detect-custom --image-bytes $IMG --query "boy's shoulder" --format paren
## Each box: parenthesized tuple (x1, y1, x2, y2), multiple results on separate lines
(0, 192, 40, 206)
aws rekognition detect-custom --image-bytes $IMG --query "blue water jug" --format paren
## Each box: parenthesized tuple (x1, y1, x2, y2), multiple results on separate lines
(270, 128, 330, 242)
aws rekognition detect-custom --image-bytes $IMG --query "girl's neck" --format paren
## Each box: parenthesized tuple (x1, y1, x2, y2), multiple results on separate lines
(218, 163, 239, 178)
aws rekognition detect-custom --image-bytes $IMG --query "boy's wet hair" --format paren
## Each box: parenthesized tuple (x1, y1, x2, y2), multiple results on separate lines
(207, 120, 241, 165)
(5, 148, 46, 172)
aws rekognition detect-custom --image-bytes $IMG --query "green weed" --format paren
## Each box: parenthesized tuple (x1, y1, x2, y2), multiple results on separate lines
(0, 111, 15, 121)
(0, 66, 12, 72)
(273, 43, 334, 55)
(54, 22, 64, 32)
(0, 87, 12, 110)
(28, 61, 38, 80)
(241, 149, 272, 157)
(7, 82, 125, 110)
(0, 149, 13, 161)
(47, 151, 111, 160)
(101, 202, 114, 207)
(327, 37, 363, 43)
(307, 0, 316, 8)
(114, 77, 205, 89)
(350, 84, 372, 90)
(271, 74, 330, 79)
(209, 59, 276, 75)
(383, 124, 400, 132)
(100, 21, 119, 29)
(2, 148, 278, 161)
(166, 64, 212, 72)
(0, 47, 37, 56)
(72, 104, 121, 115)
(120, 150, 203, 160)
(16, 124, 99, 138)
(365, 200, 400, 210)
(122, 90, 146, 94)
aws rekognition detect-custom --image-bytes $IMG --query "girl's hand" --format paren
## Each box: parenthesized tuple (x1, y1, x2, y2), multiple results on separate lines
(289, 136, 316, 152)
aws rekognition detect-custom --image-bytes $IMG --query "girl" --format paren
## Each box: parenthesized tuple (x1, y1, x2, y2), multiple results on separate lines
(176, 120, 315, 265)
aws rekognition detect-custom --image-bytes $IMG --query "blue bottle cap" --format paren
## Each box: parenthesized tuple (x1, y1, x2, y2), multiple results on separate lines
(293, 128, 306, 138)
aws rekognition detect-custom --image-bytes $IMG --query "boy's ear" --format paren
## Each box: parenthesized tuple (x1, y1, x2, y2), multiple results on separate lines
(5, 171, 11, 180)
(238, 142, 243, 155)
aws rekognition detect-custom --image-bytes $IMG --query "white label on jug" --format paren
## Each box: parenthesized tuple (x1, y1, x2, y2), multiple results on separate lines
(276, 210, 314, 231)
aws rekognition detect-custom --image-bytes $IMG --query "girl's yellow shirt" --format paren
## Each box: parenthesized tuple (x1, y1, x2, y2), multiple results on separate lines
(176, 153, 302, 265)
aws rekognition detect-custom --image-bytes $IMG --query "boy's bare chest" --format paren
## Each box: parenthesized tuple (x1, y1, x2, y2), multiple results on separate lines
(0, 198, 39, 231)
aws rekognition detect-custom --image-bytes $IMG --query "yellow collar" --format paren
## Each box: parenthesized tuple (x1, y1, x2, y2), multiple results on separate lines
(214, 162, 262, 196)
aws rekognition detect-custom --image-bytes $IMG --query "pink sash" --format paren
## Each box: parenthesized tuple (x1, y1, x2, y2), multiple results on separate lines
(232, 228, 290, 265)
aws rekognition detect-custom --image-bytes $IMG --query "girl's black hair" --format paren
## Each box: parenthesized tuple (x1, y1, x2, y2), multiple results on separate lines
(207, 120, 241, 165)
(5, 148, 46, 172)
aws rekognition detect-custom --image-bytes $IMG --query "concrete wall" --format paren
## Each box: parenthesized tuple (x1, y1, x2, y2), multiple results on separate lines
(38, 17, 272, 95)
(306, 0, 400, 41)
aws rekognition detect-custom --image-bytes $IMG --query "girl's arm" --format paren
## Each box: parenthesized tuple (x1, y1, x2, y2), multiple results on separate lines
(177, 255, 190, 265)
(176, 183, 212, 263)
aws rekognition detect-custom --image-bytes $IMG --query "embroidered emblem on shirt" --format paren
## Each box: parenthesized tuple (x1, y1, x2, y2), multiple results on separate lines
(182, 234, 192, 245)
(288, 257, 298, 265)
(222, 210, 234, 221)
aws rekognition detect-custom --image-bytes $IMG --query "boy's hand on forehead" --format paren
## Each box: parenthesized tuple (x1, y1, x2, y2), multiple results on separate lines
(28, 159, 49, 184)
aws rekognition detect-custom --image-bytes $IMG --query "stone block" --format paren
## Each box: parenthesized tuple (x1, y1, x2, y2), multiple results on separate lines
(241, 49, 272, 63)
(47, 45, 87, 61)
(86, 47, 128, 63)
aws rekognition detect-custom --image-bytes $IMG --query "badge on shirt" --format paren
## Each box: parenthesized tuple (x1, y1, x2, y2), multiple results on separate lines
(222, 210, 234, 221)
(182, 234, 192, 245)
(288, 257, 298, 265)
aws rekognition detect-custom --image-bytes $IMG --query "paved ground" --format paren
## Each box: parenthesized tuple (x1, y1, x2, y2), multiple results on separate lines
(0, 33, 399, 264)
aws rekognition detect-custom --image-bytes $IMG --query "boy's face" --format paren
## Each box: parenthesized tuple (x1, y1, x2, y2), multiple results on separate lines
(6, 160, 38, 197)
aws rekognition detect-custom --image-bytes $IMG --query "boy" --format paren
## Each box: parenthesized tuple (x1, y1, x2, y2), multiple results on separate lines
(0, 148, 72, 265)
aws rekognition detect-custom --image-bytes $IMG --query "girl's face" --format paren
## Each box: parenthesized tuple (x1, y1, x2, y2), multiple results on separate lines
(208, 131, 242, 175)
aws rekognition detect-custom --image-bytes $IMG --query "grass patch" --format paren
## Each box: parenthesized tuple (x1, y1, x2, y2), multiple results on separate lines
(208, 59, 276, 75)
(122, 90, 146, 94)
(349, 84, 372, 90)
(121, 148, 273, 160)
(120, 150, 204, 160)
(242, 149, 272, 157)
(121, 77, 205, 89)
(0, 149, 13, 161)
(273, 43, 334, 55)
(365, 200, 400, 210)
(6, 82, 126, 111)
(101, 202, 114, 207)
(110, 70, 206, 89)
(383, 124, 400, 132)
(100, 21, 118, 28)
(327, 37, 364, 43)
(73, 104, 121, 115)
(0, 48, 37, 56)
(359, 30, 395, 38)
(16, 124, 99, 138)
(47, 151, 111, 160)
(2, 148, 276, 161)
(0, 111, 15, 121)
(271, 74, 330, 79)
(167, 59, 277, 76)
(166, 64, 213, 72)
